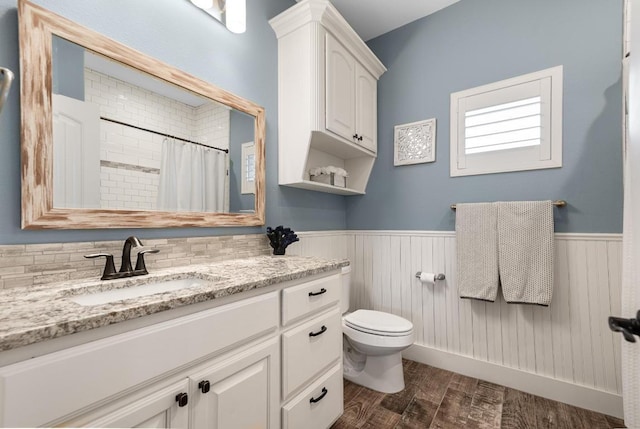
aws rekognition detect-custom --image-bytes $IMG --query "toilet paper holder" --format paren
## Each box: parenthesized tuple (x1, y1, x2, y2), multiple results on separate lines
(415, 272, 446, 281)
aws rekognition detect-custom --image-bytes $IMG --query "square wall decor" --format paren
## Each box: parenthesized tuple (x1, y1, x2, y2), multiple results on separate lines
(394, 118, 436, 166)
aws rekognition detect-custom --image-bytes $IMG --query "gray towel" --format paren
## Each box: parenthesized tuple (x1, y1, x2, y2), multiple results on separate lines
(456, 203, 499, 301)
(497, 201, 554, 306)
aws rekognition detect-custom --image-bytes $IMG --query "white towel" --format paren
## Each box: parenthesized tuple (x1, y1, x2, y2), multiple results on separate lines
(456, 203, 499, 301)
(497, 201, 554, 306)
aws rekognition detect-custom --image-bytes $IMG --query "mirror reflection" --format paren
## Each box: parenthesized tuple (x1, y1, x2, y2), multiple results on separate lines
(51, 35, 256, 214)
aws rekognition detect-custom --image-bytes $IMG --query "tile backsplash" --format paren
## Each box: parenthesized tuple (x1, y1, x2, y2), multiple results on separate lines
(0, 234, 270, 289)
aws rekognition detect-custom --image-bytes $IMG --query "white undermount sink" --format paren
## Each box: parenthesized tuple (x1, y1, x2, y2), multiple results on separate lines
(70, 278, 207, 306)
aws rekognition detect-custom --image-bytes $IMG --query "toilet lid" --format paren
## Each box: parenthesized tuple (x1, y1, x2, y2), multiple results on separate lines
(344, 310, 413, 336)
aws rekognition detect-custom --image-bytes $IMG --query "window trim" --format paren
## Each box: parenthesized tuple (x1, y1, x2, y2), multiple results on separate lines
(241, 141, 255, 195)
(450, 65, 563, 177)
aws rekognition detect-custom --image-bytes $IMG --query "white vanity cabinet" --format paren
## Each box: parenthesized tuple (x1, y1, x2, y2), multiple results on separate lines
(270, 0, 386, 196)
(188, 338, 279, 429)
(63, 379, 191, 428)
(0, 269, 345, 429)
(280, 273, 343, 429)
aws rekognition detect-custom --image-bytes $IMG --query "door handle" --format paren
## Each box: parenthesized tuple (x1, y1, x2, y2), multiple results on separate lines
(608, 310, 640, 343)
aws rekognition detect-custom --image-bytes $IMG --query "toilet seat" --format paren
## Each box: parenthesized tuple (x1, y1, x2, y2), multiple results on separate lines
(343, 310, 413, 337)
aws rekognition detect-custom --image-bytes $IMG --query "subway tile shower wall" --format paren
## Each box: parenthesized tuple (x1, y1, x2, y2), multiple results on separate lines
(84, 68, 230, 211)
(0, 235, 271, 289)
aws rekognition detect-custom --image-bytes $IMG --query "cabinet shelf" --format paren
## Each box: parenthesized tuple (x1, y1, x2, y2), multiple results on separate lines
(287, 180, 365, 196)
(309, 131, 374, 159)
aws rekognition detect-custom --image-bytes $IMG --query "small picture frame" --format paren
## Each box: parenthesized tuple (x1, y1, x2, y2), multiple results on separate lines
(394, 118, 436, 166)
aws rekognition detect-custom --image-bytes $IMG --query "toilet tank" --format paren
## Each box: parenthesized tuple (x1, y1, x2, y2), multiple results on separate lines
(341, 265, 351, 314)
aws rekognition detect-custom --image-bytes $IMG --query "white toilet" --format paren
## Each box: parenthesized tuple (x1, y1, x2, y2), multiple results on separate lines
(341, 266, 415, 394)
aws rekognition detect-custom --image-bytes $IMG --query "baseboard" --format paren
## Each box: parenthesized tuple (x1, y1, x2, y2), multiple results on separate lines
(403, 344, 624, 419)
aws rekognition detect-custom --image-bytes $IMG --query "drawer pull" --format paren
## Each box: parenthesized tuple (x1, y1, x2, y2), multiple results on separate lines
(308, 288, 327, 297)
(309, 325, 327, 337)
(309, 387, 328, 404)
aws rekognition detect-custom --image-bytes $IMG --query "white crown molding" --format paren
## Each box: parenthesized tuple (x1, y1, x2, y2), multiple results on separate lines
(269, 0, 386, 78)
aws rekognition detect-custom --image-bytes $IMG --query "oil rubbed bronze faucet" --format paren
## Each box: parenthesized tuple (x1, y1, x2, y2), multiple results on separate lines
(120, 236, 142, 273)
(85, 236, 159, 280)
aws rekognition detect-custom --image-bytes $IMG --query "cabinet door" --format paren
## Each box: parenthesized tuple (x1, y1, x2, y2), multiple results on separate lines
(66, 379, 190, 428)
(355, 63, 377, 153)
(189, 338, 279, 429)
(325, 33, 356, 142)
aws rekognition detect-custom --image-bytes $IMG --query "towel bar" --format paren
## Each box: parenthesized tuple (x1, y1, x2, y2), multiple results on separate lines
(450, 200, 567, 210)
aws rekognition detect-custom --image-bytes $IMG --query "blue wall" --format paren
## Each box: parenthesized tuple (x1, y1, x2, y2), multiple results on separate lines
(0, 0, 347, 244)
(347, 0, 624, 233)
(52, 36, 84, 101)
(0, 0, 624, 244)
(229, 109, 256, 212)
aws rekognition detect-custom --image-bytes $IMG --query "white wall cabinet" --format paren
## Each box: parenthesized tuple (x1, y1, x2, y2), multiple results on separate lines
(325, 34, 377, 154)
(325, 34, 356, 143)
(0, 271, 344, 429)
(270, 0, 386, 195)
(355, 63, 377, 153)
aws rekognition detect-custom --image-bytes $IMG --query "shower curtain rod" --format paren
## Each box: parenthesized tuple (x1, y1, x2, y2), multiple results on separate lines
(100, 117, 229, 153)
(450, 200, 567, 210)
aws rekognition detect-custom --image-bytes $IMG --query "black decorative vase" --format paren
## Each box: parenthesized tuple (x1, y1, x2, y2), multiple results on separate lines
(266, 226, 299, 256)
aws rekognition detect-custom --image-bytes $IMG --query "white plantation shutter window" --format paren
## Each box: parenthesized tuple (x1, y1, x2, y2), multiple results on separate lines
(464, 96, 542, 154)
(450, 66, 563, 177)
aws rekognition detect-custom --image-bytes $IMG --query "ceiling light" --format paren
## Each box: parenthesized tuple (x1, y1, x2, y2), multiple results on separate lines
(190, 0, 214, 9)
(188, 0, 246, 34)
(225, 0, 246, 34)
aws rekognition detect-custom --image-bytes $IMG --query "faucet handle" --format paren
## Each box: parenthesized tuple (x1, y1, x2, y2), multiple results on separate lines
(135, 249, 160, 274)
(84, 253, 117, 280)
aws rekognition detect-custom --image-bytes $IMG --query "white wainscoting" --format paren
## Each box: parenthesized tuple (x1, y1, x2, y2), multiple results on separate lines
(291, 230, 624, 417)
(287, 231, 349, 260)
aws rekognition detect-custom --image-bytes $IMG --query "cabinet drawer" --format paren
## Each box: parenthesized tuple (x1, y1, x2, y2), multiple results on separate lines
(282, 273, 341, 326)
(0, 292, 279, 428)
(282, 308, 342, 398)
(282, 363, 343, 429)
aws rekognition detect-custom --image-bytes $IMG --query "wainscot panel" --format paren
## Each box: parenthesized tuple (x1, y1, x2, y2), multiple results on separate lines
(292, 230, 623, 418)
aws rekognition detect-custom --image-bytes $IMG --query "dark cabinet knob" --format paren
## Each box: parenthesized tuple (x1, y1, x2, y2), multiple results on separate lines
(358, 135, 363, 141)
(175, 392, 188, 407)
(352, 133, 358, 140)
(199, 380, 211, 394)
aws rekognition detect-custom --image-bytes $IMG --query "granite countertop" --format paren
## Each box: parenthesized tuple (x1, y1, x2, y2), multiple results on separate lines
(0, 256, 349, 352)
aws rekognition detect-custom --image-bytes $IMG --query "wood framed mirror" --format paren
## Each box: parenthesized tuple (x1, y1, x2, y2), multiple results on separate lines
(18, 0, 265, 229)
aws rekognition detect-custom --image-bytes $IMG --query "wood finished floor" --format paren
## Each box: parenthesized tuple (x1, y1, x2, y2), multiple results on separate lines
(331, 360, 626, 429)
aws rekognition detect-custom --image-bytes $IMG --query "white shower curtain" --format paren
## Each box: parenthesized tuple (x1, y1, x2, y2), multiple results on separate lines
(157, 138, 228, 212)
